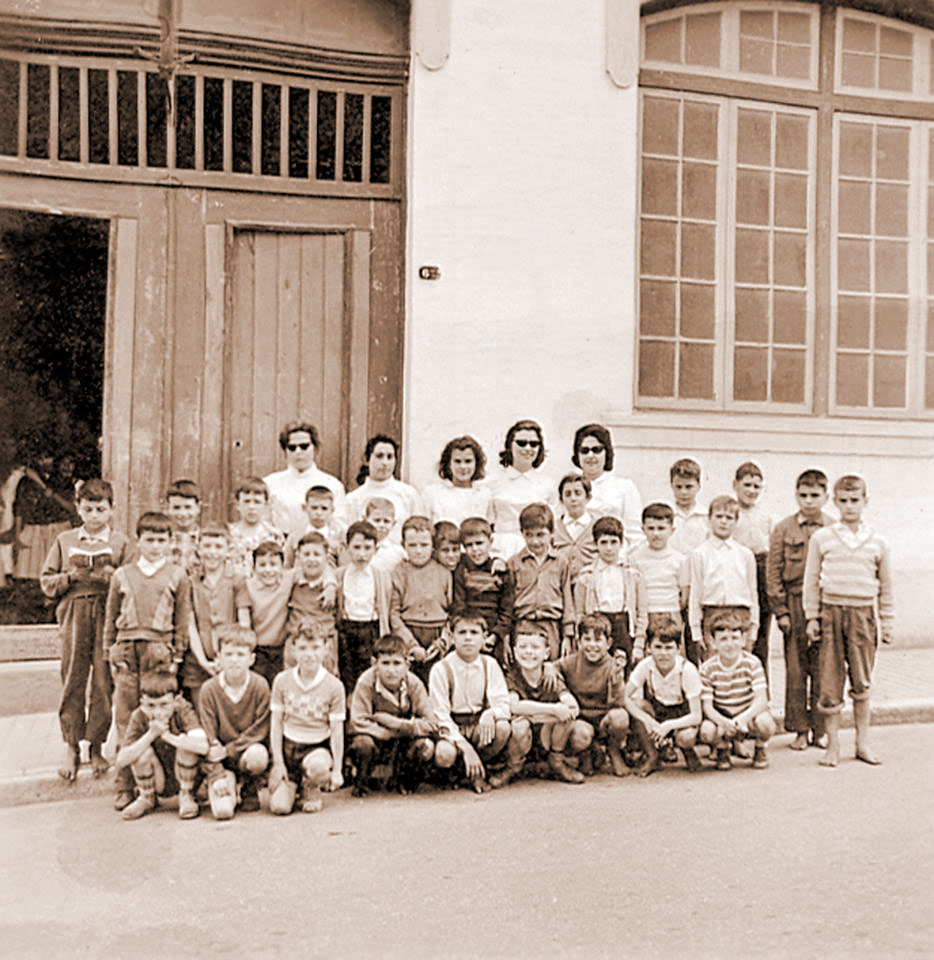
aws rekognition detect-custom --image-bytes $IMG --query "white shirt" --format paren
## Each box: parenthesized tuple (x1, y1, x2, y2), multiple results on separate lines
(733, 503, 771, 555)
(629, 543, 686, 613)
(218, 673, 250, 704)
(428, 652, 511, 745)
(370, 539, 406, 575)
(485, 466, 554, 558)
(342, 565, 377, 621)
(264, 464, 346, 540)
(587, 472, 644, 548)
(669, 503, 709, 556)
(343, 477, 423, 544)
(137, 556, 167, 577)
(688, 536, 759, 637)
(559, 509, 593, 543)
(591, 558, 626, 613)
(628, 654, 702, 706)
(421, 480, 493, 527)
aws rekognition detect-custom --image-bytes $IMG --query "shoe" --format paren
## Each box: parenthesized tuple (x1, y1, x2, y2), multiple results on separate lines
(239, 784, 261, 813)
(715, 748, 732, 771)
(635, 758, 660, 779)
(547, 752, 584, 784)
(682, 747, 703, 773)
(301, 796, 324, 813)
(578, 749, 595, 777)
(731, 739, 751, 760)
(790, 733, 808, 751)
(661, 743, 678, 764)
(488, 766, 521, 789)
(753, 745, 769, 769)
(350, 781, 370, 798)
(114, 790, 136, 812)
(178, 790, 200, 819)
(122, 792, 156, 821)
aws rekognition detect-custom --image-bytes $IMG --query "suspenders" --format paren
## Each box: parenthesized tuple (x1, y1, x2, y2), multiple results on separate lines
(443, 656, 490, 713)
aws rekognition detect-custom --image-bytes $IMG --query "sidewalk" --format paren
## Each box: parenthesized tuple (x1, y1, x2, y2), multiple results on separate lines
(1, 646, 932, 807)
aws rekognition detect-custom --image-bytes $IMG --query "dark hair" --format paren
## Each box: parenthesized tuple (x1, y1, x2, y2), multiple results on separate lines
(76, 478, 113, 505)
(514, 621, 548, 643)
(215, 623, 257, 653)
(796, 469, 828, 490)
(708, 608, 749, 634)
(356, 434, 400, 487)
(578, 613, 611, 640)
(297, 530, 328, 551)
(402, 515, 433, 541)
(278, 420, 320, 452)
(459, 516, 493, 542)
(647, 615, 682, 646)
(558, 472, 592, 499)
(592, 516, 624, 542)
(433, 520, 460, 548)
(438, 435, 487, 483)
(166, 478, 201, 502)
(449, 607, 489, 632)
(834, 474, 867, 496)
(305, 485, 334, 502)
(519, 502, 554, 532)
(642, 502, 674, 524)
(571, 423, 615, 471)
(253, 539, 285, 563)
(708, 495, 739, 517)
(346, 520, 378, 545)
(734, 461, 763, 482)
(670, 458, 701, 482)
(499, 419, 546, 469)
(199, 523, 229, 540)
(136, 511, 172, 537)
(140, 671, 179, 698)
(372, 634, 409, 659)
(234, 476, 269, 500)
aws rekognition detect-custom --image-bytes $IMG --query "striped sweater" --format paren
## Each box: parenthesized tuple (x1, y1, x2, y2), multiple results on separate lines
(803, 522, 894, 634)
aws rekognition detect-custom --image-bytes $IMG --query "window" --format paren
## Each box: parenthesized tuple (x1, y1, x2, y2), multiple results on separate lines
(639, 3, 934, 417)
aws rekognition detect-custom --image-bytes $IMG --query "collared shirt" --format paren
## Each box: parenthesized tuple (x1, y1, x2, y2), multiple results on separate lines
(627, 654, 701, 707)
(669, 503, 709, 556)
(271, 665, 345, 744)
(228, 519, 285, 577)
(77, 525, 111, 544)
(733, 503, 771, 555)
(560, 509, 593, 544)
(428, 652, 510, 744)
(591, 558, 625, 613)
(688, 535, 758, 637)
(506, 546, 574, 627)
(138, 556, 167, 578)
(765, 510, 830, 616)
(342, 564, 377, 621)
(264, 464, 346, 540)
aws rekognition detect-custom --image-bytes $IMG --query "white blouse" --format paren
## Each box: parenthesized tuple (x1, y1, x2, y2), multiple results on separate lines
(485, 465, 555, 559)
(586, 472, 644, 549)
(421, 480, 494, 528)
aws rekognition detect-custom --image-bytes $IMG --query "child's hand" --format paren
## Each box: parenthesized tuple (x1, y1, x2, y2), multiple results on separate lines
(148, 717, 168, 739)
(459, 742, 485, 780)
(328, 768, 343, 792)
(631, 642, 645, 664)
(320, 583, 336, 609)
(553, 703, 574, 723)
(806, 619, 821, 644)
(207, 744, 227, 763)
(776, 615, 792, 636)
(476, 709, 496, 747)
(559, 636, 574, 658)
(424, 642, 442, 662)
(268, 762, 288, 790)
(541, 661, 560, 693)
(409, 645, 427, 663)
(491, 558, 507, 574)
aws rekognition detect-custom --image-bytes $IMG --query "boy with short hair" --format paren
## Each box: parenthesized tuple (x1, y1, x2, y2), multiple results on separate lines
(767, 469, 831, 751)
(507, 503, 576, 660)
(348, 633, 440, 795)
(365, 497, 407, 573)
(553, 473, 597, 581)
(165, 478, 202, 577)
(575, 516, 647, 671)
(804, 475, 894, 768)
(283, 485, 343, 568)
(554, 614, 630, 777)
(624, 616, 702, 776)
(628, 503, 687, 663)
(116, 671, 208, 820)
(429, 609, 512, 793)
(198, 624, 270, 819)
(390, 516, 452, 680)
(433, 521, 462, 572)
(687, 495, 758, 663)
(336, 520, 391, 693)
(667, 458, 708, 556)
(453, 517, 513, 664)
(228, 476, 284, 578)
(699, 610, 775, 770)
(268, 628, 344, 814)
(104, 511, 192, 811)
(732, 462, 773, 678)
(493, 622, 584, 787)
(40, 478, 133, 781)
(285, 531, 338, 674)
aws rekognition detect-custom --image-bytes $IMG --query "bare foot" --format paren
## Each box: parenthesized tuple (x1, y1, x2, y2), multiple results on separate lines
(790, 733, 808, 751)
(812, 733, 828, 750)
(608, 751, 631, 777)
(819, 742, 840, 767)
(89, 747, 110, 778)
(855, 745, 882, 766)
(58, 744, 79, 781)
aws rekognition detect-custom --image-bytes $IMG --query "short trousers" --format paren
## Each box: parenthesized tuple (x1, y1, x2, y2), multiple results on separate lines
(283, 735, 331, 784)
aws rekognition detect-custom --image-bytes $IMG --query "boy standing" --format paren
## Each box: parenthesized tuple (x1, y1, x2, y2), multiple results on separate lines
(667, 458, 708, 556)
(552, 473, 597, 581)
(40, 478, 132, 781)
(804, 475, 894, 767)
(104, 511, 191, 811)
(365, 498, 407, 573)
(433, 521, 462, 573)
(228, 477, 284, 578)
(285, 531, 338, 673)
(766, 469, 831, 751)
(283, 485, 343, 568)
(348, 633, 439, 795)
(165, 479, 202, 577)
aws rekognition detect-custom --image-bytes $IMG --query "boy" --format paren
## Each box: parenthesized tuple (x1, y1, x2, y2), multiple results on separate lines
(552, 473, 597, 581)
(165, 478, 202, 577)
(493, 623, 584, 787)
(390, 516, 452, 681)
(348, 633, 440, 795)
(667, 458, 708, 556)
(732, 462, 773, 678)
(228, 476, 284, 578)
(283, 485, 343, 568)
(554, 614, 630, 777)
(506, 503, 576, 660)
(629, 503, 687, 663)
(199, 624, 270, 819)
(624, 617, 702, 776)
(365, 497, 407, 574)
(804, 475, 894, 768)
(429, 609, 512, 793)
(699, 609, 775, 770)
(433, 521, 462, 572)
(687, 496, 758, 663)
(285, 531, 338, 674)
(575, 516, 647, 671)
(40, 478, 132, 781)
(766, 469, 831, 751)
(268, 628, 344, 814)
(115, 671, 208, 820)
(236, 540, 296, 687)
(453, 517, 513, 664)
(182, 523, 238, 708)
(336, 520, 391, 694)
(104, 511, 191, 811)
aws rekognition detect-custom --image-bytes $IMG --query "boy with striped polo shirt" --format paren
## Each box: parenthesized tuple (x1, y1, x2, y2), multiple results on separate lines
(804, 475, 894, 768)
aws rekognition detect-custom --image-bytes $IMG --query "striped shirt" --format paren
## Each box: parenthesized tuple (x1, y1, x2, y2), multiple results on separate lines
(700, 651, 766, 717)
(803, 522, 895, 634)
(629, 543, 685, 613)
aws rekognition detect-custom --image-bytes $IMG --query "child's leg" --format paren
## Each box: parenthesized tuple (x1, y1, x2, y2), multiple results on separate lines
(122, 746, 166, 820)
(300, 747, 332, 812)
(816, 606, 847, 767)
(566, 719, 596, 774)
(110, 644, 141, 804)
(56, 599, 88, 779)
(433, 739, 458, 770)
(475, 719, 511, 766)
(489, 718, 531, 788)
(847, 606, 881, 765)
(86, 597, 113, 774)
(600, 708, 630, 777)
(674, 726, 702, 771)
(805, 631, 825, 745)
(752, 554, 771, 683)
(545, 717, 584, 783)
(783, 595, 810, 749)
(629, 700, 661, 777)
(750, 709, 776, 769)
(350, 734, 378, 796)
(174, 748, 201, 819)
(236, 743, 268, 810)
(396, 736, 435, 792)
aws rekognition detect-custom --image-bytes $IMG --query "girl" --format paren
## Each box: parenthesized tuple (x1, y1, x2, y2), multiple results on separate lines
(421, 435, 493, 527)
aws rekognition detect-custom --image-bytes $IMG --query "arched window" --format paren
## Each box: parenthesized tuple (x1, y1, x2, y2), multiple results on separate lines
(637, 2, 934, 417)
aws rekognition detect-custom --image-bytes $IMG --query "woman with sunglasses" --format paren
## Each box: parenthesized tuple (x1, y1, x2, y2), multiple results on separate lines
(264, 420, 345, 538)
(571, 423, 643, 548)
(486, 419, 553, 559)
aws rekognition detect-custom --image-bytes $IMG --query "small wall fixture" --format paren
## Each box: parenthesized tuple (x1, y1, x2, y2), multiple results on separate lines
(418, 265, 441, 280)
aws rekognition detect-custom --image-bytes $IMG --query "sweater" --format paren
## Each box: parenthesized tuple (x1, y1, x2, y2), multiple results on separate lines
(198, 671, 271, 757)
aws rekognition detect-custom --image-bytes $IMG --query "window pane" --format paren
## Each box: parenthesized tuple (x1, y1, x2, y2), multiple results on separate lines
(740, 11, 772, 39)
(777, 44, 810, 80)
(740, 38, 773, 75)
(736, 169, 770, 225)
(679, 342, 714, 398)
(843, 18, 876, 53)
(873, 355, 906, 406)
(775, 115, 809, 170)
(681, 223, 716, 279)
(842, 52, 875, 87)
(772, 349, 806, 403)
(774, 232, 807, 287)
(836, 353, 869, 406)
(0, 59, 17, 156)
(288, 87, 309, 179)
(774, 290, 807, 344)
(875, 299, 907, 349)
(116, 72, 138, 166)
(26, 63, 49, 160)
(839, 123, 872, 177)
(642, 158, 679, 216)
(774, 173, 807, 228)
(682, 101, 718, 160)
(640, 280, 676, 337)
(640, 219, 678, 276)
(879, 56, 912, 91)
(837, 296, 871, 349)
(146, 73, 167, 168)
(680, 283, 715, 339)
(737, 110, 771, 165)
(875, 241, 907, 294)
(735, 287, 769, 343)
(779, 12, 810, 44)
(735, 228, 769, 283)
(59, 67, 80, 162)
(642, 97, 680, 155)
(875, 183, 908, 236)
(876, 126, 909, 179)
(682, 162, 716, 219)
(880, 26, 912, 56)
(733, 346, 768, 400)
(838, 239, 871, 291)
(87, 69, 108, 164)
(838, 181, 872, 234)
(639, 341, 675, 397)
(685, 13, 721, 67)
(645, 18, 682, 63)
(232, 80, 252, 174)
(261, 84, 280, 176)
(370, 95, 392, 184)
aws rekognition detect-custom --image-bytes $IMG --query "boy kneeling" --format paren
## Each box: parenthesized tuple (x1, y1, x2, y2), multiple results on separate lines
(268, 624, 344, 814)
(699, 610, 775, 770)
(199, 624, 271, 819)
(492, 622, 584, 787)
(624, 617, 702, 777)
(115, 671, 208, 821)
(348, 633, 440, 796)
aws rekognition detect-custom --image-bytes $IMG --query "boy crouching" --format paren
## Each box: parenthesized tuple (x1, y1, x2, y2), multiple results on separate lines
(348, 633, 440, 795)
(115, 671, 208, 821)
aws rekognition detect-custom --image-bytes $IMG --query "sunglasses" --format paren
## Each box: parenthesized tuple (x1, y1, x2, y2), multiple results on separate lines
(514, 439, 540, 448)
(287, 442, 312, 452)
(579, 444, 604, 454)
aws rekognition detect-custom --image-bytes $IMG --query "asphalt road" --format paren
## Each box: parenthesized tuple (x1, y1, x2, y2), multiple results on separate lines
(1, 725, 932, 960)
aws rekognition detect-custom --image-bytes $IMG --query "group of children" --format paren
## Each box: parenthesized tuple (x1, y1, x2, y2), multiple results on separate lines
(37, 453, 895, 820)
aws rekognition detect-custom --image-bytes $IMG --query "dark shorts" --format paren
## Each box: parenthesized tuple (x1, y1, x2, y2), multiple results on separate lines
(283, 736, 331, 784)
(647, 696, 690, 724)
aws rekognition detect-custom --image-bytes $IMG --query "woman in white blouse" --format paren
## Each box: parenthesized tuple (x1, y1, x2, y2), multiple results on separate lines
(486, 419, 554, 559)
(343, 434, 423, 543)
(571, 423, 643, 548)
(421, 435, 493, 528)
